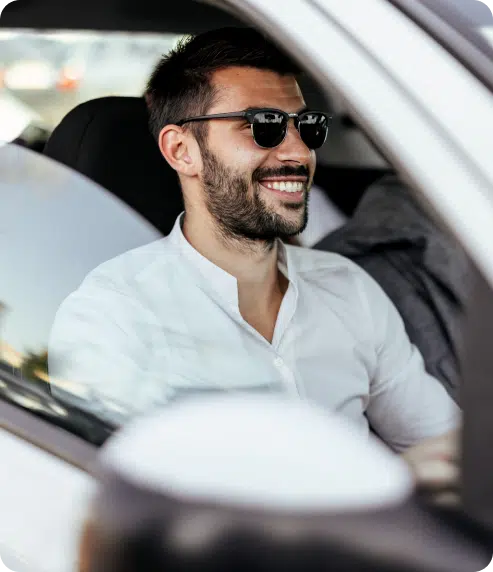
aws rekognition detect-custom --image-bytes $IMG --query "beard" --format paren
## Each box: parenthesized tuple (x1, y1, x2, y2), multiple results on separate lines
(199, 145, 310, 245)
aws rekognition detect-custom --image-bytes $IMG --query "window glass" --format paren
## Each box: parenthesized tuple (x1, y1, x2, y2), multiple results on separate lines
(0, 29, 184, 142)
(0, 143, 161, 444)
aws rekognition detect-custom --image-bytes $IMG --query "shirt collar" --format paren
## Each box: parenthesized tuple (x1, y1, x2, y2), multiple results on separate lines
(168, 213, 298, 308)
(278, 240, 299, 304)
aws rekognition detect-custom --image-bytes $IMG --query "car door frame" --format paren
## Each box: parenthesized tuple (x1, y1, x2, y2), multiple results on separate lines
(0, 397, 99, 472)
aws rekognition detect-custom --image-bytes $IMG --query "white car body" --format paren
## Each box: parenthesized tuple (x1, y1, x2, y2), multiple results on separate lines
(0, 432, 93, 572)
(1, 0, 493, 571)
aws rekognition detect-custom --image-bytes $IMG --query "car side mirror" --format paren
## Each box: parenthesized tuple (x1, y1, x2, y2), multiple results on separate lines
(79, 396, 416, 572)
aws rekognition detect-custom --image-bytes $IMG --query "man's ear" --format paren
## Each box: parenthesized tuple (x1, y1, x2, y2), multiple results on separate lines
(158, 125, 200, 177)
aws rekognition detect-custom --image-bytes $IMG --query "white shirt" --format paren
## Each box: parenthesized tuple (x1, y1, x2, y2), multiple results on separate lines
(48, 214, 460, 452)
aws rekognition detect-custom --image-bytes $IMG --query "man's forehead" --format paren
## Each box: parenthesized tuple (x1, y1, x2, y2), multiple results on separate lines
(210, 67, 305, 111)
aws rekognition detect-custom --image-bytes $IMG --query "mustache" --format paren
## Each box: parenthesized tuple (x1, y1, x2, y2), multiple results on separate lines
(252, 165, 310, 182)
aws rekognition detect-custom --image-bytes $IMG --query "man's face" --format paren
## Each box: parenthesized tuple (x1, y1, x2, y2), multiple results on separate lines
(195, 67, 316, 243)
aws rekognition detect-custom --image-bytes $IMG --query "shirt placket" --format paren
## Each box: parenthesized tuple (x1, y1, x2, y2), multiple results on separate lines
(272, 283, 303, 399)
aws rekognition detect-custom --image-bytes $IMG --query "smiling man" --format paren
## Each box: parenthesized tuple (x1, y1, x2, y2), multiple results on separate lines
(48, 27, 459, 454)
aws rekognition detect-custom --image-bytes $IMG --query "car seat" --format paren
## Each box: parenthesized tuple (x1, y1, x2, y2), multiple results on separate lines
(43, 96, 184, 235)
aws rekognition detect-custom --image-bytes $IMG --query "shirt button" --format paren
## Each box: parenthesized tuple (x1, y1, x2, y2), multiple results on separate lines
(274, 357, 284, 368)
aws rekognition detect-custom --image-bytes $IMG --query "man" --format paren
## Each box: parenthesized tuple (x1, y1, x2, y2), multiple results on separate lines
(48, 27, 459, 454)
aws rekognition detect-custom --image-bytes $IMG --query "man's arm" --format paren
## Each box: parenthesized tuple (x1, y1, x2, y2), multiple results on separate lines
(356, 268, 461, 453)
(48, 281, 168, 425)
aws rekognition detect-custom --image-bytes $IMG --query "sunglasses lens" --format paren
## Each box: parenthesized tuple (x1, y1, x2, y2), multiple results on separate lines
(299, 113, 329, 149)
(252, 111, 287, 148)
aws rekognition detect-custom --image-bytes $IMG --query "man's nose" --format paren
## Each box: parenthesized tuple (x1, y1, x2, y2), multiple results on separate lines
(274, 121, 313, 165)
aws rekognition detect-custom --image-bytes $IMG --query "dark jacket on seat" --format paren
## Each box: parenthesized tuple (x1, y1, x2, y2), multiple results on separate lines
(315, 175, 471, 403)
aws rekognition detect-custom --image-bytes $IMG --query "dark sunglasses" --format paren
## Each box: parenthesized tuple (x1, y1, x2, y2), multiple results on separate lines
(176, 108, 331, 150)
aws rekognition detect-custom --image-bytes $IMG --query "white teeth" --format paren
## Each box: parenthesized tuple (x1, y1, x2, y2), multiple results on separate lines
(264, 181, 304, 192)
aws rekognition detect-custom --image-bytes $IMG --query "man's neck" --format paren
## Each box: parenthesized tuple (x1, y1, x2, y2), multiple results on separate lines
(182, 212, 288, 312)
(182, 210, 291, 343)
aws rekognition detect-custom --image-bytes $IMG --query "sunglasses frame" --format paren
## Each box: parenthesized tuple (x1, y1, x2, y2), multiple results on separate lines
(176, 108, 332, 149)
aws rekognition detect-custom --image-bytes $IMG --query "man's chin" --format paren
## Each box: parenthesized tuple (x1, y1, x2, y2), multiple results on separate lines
(267, 224, 307, 243)
(274, 214, 307, 236)
(236, 227, 304, 243)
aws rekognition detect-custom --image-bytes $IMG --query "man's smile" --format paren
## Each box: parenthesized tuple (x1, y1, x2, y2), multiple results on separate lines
(258, 176, 307, 202)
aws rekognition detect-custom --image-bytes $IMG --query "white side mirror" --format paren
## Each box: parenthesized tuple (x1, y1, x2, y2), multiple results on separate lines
(85, 398, 484, 572)
(97, 395, 413, 512)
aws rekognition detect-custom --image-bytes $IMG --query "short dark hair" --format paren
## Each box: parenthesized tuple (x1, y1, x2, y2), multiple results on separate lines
(145, 27, 301, 144)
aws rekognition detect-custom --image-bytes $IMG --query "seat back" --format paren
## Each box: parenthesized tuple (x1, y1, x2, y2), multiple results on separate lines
(44, 96, 184, 234)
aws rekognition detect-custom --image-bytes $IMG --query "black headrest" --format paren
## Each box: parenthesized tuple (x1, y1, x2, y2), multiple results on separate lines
(43, 96, 184, 234)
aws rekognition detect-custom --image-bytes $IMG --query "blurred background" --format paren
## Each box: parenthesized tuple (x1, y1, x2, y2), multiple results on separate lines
(0, 29, 184, 147)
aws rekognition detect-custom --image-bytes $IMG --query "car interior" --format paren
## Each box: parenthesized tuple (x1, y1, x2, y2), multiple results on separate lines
(0, 0, 470, 435)
(0, 0, 396, 230)
(40, 78, 392, 236)
(12, 0, 493, 402)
